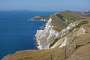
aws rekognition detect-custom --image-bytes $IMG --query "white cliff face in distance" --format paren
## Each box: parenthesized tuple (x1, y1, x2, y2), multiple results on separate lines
(35, 18, 60, 49)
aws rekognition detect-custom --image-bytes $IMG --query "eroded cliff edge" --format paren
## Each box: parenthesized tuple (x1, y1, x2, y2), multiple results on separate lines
(35, 11, 88, 49)
(2, 11, 90, 60)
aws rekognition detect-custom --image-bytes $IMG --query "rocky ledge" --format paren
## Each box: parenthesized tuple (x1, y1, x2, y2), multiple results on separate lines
(2, 11, 90, 60)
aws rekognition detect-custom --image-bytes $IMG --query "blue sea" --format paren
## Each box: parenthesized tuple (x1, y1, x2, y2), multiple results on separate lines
(0, 11, 53, 59)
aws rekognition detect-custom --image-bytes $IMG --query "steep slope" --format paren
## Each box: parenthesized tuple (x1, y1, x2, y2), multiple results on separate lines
(35, 11, 86, 49)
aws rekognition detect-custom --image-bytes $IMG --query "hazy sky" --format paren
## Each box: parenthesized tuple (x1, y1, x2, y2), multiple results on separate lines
(0, 0, 89, 11)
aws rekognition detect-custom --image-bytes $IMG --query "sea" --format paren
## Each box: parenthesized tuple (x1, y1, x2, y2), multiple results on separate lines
(0, 11, 53, 59)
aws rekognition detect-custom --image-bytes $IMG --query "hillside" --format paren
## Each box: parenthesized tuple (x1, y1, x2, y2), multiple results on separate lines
(2, 11, 90, 60)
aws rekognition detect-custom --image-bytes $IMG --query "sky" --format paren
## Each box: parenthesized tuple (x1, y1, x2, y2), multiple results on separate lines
(0, 0, 90, 11)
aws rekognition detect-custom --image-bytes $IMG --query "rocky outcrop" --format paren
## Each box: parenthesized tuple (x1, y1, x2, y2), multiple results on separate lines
(32, 16, 46, 21)
(35, 11, 87, 49)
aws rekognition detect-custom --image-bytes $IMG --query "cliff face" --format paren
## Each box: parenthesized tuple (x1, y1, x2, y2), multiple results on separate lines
(35, 17, 64, 49)
(35, 11, 87, 50)
(2, 11, 90, 60)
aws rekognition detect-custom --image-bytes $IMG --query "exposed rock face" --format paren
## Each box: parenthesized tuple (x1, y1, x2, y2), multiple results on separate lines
(35, 12, 86, 50)
(35, 17, 65, 49)
(2, 11, 90, 60)
(34, 11, 90, 59)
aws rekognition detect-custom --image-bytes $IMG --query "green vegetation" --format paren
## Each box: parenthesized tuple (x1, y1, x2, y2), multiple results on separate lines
(50, 11, 82, 31)
(61, 12, 81, 24)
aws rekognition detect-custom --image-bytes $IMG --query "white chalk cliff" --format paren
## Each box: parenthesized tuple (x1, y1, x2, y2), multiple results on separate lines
(35, 18, 60, 49)
(35, 12, 88, 50)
